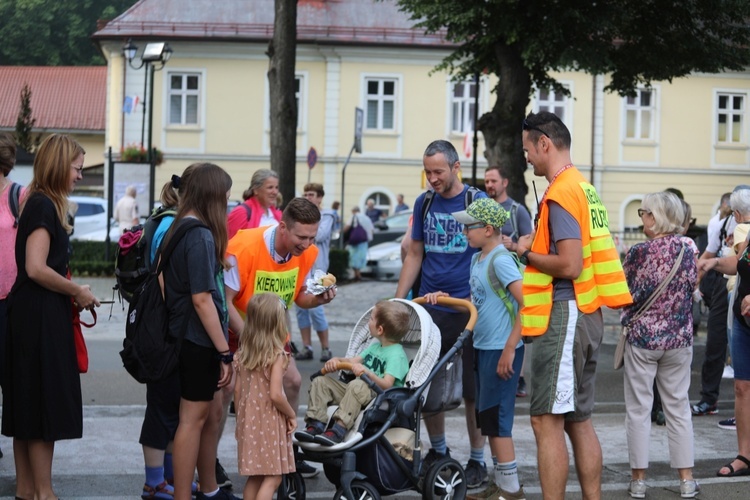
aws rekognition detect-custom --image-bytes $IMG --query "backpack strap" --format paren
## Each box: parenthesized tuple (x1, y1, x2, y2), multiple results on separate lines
(508, 201, 520, 241)
(242, 202, 252, 223)
(719, 215, 731, 248)
(420, 190, 436, 226)
(8, 182, 22, 228)
(486, 249, 521, 322)
(465, 186, 480, 207)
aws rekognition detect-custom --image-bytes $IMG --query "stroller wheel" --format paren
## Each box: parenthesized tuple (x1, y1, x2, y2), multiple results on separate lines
(277, 471, 306, 500)
(333, 479, 381, 500)
(421, 457, 467, 500)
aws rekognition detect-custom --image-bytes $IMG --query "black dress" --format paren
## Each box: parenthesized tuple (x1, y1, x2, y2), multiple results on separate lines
(2, 193, 82, 441)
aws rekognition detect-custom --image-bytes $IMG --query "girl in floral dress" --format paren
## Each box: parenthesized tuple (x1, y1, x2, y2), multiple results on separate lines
(234, 293, 297, 499)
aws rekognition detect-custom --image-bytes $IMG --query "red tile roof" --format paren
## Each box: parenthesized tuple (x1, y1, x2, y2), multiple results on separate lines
(0, 66, 106, 132)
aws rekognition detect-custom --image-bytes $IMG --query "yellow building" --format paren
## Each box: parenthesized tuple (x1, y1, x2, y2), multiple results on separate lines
(93, 0, 750, 237)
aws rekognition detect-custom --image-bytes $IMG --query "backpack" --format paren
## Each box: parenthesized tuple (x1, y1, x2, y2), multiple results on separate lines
(115, 205, 177, 302)
(120, 218, 206, 384)
(484, 249, 523, 321)
(507, 201, 520, 241)
(8, 182, 22, 228)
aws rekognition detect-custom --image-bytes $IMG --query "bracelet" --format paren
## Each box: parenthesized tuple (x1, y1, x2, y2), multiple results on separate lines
(217, 352, 233, 364)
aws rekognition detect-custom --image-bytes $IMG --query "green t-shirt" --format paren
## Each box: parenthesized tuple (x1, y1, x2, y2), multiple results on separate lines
(360, 341, 409, 388)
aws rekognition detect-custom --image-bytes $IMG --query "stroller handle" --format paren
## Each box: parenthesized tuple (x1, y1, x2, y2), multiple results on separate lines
(412, 296, 477, 331)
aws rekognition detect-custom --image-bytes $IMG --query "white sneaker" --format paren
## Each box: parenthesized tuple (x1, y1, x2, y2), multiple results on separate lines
(628, 479, 646, 498)
(723, 365, 735, 379)
(680, 479, 700, 498)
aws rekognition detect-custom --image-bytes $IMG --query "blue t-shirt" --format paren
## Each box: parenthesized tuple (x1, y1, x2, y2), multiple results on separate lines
(412, 185, 487, 299)
(470, 246, 523, 350)
(151, 215, 175, 263)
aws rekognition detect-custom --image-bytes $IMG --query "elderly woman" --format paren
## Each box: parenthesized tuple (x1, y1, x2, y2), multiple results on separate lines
(620, 191, 699, 499)
(700, 187, 750, 478)
(226, 168, 282, 239)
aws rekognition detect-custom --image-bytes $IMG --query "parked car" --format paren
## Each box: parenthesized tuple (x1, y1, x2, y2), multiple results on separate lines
(371, 209, 412, 246)
(362, 237, 403, 281)
(69, 196, 114, 241)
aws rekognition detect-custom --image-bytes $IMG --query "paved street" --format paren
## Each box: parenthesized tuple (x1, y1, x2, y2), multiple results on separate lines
(0, 278, 747, 498)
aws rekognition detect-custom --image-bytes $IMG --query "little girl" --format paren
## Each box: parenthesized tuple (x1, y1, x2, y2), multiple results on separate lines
(234, 293, 297, 499)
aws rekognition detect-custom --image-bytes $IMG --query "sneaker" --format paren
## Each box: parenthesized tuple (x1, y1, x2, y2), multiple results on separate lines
(313, 423, 346, 446)
(690, 401, 718, 416)
(422, 447, 451, 474)
(723, 365, 735, 379)
(516, 377, 527, 398)
(498, 485, 526, 500)
(464, 459, 489, 489)
(655, 410, 666, 426)
(142, 481, 174, 500)
(295, 346, 313, 361)
(215, 458, 232, 489)
(467, 481, 500, 500)
(295, 458, 320, 478)
(718, 416, 737, 430)
(197, 489, 241, 500)
(680, 479, 700, 498)
(628, 479, 646, 499)
(295, 420, 326, 443)
(320, 347, 333, 362)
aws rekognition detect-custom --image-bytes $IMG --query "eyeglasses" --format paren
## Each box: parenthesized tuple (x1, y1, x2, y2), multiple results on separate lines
(462, 222, 486, 233)
(522, 118, 551, 139)
(637, 209, 651, 218)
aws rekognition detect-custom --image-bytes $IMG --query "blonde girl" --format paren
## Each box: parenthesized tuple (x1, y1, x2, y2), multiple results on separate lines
(234, 293, 297, 500)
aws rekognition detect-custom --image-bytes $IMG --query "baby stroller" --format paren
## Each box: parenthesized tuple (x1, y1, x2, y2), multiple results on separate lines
(288, 296, 477, 500)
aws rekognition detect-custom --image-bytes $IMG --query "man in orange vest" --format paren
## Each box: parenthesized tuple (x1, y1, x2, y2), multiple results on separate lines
(515, 111, 631, 500)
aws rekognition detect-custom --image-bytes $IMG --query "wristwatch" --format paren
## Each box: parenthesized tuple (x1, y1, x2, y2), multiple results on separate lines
(519, 249, 531, 266)
(217, 352, 233, 365)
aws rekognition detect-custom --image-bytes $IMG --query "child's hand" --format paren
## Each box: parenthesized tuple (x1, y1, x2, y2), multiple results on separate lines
(351, 363, 366, 377)
(496, 349, 516, 380)
(286, 416, 297, 434)
(324, 358, 341, 373)
(422, 291, 449, 305)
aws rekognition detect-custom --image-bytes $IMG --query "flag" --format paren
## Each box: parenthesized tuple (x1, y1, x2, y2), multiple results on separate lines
(123, 96, 134, 114)
(463, 131, 472, 159)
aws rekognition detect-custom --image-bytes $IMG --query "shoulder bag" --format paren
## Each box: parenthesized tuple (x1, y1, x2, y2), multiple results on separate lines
(614, 244, 685, 370)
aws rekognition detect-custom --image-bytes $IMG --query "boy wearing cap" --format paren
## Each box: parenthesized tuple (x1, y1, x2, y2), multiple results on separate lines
(424, 197, 526, 499)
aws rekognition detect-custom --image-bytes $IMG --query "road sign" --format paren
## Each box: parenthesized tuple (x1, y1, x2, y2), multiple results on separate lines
(307, 146, 317, 169)
(354, 107, 363, 153)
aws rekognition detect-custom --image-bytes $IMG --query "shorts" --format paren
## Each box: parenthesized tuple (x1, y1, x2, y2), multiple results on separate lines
(732, 316, 750, 381)
(295, 304, 329, 332)
(529, 301, 602, 421)
(475, 346, 524, 437)
(139, 369, 180, 449)
(425, 306, 474, 400)
(178, 340, 221, 402)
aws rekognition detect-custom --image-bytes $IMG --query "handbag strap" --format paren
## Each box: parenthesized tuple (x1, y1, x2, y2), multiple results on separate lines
(628, 244, 686, 325)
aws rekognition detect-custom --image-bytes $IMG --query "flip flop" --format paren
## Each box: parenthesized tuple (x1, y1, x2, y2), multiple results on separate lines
(717, 454, 750, 477)
(142, 481, 174, 499)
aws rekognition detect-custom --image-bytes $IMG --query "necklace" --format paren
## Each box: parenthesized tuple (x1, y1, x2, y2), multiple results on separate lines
(540, 163, 574, 206)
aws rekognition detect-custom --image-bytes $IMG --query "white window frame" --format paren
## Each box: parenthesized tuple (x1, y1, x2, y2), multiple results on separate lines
(262, 72, 308, 154)
(533, 82, 573, 131)
(449, 79, 480, 134)
(362, 75, 400, 132)
(167, 72, 201, 126)
(623, 88, 657, 141)
(715, 91, 747, 145)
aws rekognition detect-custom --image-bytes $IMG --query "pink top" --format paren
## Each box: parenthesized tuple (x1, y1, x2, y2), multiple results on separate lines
(227, 196, 282, 240)
(0, 183, 27, 299)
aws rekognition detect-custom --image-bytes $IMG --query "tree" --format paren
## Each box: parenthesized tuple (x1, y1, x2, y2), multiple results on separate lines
(0, 0, 137, 66)
(267, 0, 298, 208)
(391, 0, 750, 202)
(15, 84, 40, 153)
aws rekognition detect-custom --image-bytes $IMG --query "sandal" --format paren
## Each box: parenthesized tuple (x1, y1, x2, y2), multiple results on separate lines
(142, 481, 174, 499)
(717, 454, 750, 477)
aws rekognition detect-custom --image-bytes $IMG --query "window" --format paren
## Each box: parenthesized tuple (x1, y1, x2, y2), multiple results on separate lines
(535, 86, 569, 122)
(169, 73, 200, 125)
(451, 80, 477, 133)
(625, 89, 655, 140)
(717, 93, 745, 143)
(365, 78, 396, 130)
(294, 75, 304, 130)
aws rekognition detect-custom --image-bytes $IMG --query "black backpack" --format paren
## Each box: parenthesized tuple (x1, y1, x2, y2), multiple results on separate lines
(8, 182, 22, 228)
(120, 218, 206, 384)
(115, 205, 177, 303)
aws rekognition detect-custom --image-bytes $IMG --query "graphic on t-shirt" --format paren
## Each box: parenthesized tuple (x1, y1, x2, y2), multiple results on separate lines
(424, 212, 469, 254)
(470, 274, 486, 307)
(254, 268, 298, 306)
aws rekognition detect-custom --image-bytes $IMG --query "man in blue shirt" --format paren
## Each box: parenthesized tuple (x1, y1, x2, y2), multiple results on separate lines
(395, 139, 490, 488)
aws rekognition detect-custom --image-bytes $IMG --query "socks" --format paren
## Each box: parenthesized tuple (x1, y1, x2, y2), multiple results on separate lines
(202, 488, 220, 497)
(470, 447, 485, 466)
(145, 465, 166, 487)
(429, 434, 447, 456)
(163, 453, 174, 481)
(495, 460, 520, 493)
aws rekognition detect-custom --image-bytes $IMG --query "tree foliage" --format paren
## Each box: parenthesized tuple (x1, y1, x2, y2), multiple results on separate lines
(15, 84, 41, 153)
(0, 0, 137, 66)
(392, 0, 750, 201)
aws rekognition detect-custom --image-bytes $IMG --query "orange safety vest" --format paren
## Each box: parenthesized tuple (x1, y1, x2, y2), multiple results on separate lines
(521, 168, 632, 336)
(227, 227, 318, 313)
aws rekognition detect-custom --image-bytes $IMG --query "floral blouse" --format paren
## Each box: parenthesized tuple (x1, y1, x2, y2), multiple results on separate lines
(620, 235, 698, 350)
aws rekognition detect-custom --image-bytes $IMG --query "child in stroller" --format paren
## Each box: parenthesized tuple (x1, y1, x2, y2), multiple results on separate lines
(295, 300, 410, 446)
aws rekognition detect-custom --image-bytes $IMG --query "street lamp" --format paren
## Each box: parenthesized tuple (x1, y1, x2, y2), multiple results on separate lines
(122, 38, 172, 211)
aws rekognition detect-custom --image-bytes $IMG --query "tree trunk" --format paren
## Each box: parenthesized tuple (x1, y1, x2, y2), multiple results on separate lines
(478, 43, 532, 207)
(267, 0, 298, 209)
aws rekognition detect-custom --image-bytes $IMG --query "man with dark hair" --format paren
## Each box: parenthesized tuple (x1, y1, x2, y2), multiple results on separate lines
(396, 139, 491, 487)
(395, 193, 409, 214)
(516, 111, 632, 499)
(224, 196, 335, 478)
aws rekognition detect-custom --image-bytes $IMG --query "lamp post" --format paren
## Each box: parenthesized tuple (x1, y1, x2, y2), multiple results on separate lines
(122, 38, 172, 212)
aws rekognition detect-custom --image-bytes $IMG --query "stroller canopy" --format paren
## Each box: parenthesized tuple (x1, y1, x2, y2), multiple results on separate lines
(344, 298, 441, 388)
